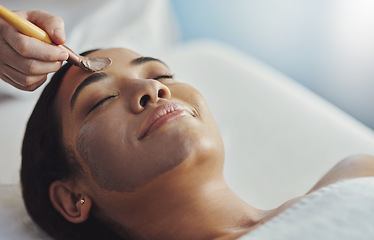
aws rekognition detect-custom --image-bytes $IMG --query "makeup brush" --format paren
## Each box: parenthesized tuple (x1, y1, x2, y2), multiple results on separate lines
(0, 5, 111, 72)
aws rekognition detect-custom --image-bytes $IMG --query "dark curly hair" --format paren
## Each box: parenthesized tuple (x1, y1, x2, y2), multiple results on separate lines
(20, 50, 127, 240)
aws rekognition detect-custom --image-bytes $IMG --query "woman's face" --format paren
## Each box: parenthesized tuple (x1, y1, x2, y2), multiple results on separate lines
(55, 48, 224, 194)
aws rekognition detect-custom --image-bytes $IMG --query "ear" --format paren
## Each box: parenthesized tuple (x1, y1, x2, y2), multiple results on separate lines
(49, 180, 92, 223)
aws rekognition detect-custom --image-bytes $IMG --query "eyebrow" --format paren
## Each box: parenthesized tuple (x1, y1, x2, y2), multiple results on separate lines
(70, 72, 109, 111)
(131, 56, 168, 67)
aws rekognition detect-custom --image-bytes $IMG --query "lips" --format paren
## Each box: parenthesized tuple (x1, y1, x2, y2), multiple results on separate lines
(138, 102, 193, 139)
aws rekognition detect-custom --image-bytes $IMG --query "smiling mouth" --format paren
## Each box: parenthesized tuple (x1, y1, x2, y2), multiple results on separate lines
(138, 102, 193, 140)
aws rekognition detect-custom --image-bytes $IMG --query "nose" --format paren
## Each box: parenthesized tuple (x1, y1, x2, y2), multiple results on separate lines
(130, 79, 171, 113)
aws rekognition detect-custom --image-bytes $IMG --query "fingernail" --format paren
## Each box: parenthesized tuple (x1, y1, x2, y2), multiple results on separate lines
(54, 29, 65, 41)
(58, 52, 69, 61)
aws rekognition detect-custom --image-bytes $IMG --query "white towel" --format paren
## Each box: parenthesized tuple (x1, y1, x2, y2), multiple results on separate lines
(240, 177, 374, 240)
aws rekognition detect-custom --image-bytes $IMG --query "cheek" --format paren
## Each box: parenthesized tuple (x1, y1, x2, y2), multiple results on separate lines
(77, 117, 132, 191)
(76, 112, 194, 192)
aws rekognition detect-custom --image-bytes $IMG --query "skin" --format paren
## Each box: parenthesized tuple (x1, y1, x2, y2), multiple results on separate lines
(0, 10, 68, 91)
(53, 48, 374, 240)
(57, 48, 223, 192)
(75, 82, 195, 191)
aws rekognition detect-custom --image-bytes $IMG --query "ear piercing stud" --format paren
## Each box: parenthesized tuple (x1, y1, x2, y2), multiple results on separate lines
(80, 199, 85, 204)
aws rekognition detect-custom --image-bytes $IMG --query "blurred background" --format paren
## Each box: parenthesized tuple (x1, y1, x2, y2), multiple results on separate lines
(170, 0, 374, 129)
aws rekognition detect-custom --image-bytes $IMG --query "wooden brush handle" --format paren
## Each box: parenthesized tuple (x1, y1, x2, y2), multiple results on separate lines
(0, 5, 52, 44)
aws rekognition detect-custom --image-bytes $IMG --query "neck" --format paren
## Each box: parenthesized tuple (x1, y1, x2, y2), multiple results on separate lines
(168, 180, 263, 240)
(114, 176, 265, 240)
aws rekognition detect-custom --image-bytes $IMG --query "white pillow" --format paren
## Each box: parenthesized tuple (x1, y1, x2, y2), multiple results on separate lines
(0, 184, 51, 239)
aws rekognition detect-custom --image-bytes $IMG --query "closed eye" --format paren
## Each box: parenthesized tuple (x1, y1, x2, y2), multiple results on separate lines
(87, 94, 118, 116)
(153, 74, 174, 80)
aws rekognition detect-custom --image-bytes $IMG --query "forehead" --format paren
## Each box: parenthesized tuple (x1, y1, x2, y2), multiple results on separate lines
(64, 48, 140, 88)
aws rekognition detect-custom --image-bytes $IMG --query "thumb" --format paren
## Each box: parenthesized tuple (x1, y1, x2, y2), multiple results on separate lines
(27, 10, 66, 45)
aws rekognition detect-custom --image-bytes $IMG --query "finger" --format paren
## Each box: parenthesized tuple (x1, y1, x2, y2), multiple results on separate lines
(1, 64, 48, 90)
(0, 71, 46, 92)
(27, 10, 66, 45)
(19, 58, 62, 76)
(0, 38, 64, 75)
(2, 49, 63, 75)
(2, 26, 68, 62)
(0, 73, 28, 90)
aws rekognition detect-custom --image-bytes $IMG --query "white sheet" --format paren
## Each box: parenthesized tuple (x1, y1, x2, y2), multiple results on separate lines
(240, 177, 374, 240)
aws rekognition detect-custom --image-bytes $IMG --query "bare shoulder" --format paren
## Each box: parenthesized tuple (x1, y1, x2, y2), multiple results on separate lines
(308, 154, 374, 193)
